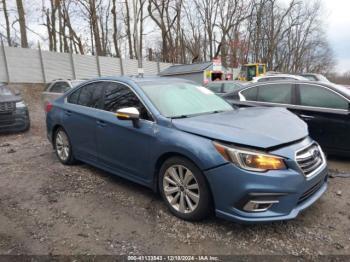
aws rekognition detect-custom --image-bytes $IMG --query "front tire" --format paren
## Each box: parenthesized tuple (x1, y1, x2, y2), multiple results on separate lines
(54, 127, 76, 165)
(159, 157, 212, 221)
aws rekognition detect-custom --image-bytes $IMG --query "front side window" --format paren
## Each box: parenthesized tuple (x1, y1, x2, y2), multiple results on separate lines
(103, 82, 151, 120)
(140, 82, 232, 118)
(247, 66, 257, 80)
(258, 65, 264, 74)
(257, 84, 293, 104)
(299, 84, 348, 110)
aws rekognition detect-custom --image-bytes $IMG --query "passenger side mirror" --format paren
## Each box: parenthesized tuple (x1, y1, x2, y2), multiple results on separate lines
(116, 107, 140, 127)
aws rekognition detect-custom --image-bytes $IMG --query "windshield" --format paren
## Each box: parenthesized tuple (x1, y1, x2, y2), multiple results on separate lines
(140, 82, 233, 118)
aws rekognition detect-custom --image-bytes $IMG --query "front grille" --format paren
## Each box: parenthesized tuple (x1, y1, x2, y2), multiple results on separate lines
(296, 143, 324, 178)
(0, 102, 15, 113)
(298, 179, 323, 204)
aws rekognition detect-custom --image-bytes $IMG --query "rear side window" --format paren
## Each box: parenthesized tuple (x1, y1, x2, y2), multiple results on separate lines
(50, 82, 70, 93)
(299, 84, 348, 110)
(67, 82, 104, 108)
(103, 82, 152, 120)
(257, 84, 293, 104)
(240, 87, 258, 101)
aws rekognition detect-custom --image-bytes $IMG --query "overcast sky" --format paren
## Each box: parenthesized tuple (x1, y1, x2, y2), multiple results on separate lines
(1, 0, 350, 73)
(324, 0, 350, 73)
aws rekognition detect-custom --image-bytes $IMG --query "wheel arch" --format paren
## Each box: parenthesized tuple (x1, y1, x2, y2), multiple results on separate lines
(152, 152, 215, 209)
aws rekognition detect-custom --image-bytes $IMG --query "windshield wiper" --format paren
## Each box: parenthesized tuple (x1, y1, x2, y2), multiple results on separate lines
(171, 115, 189, 119)
(171, 110, 226, 119)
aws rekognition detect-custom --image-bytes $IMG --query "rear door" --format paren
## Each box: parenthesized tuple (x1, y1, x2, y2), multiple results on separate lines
(96, 81, 157, 183)
(294, 83, 350, 153)
(63, 81, 105, 163)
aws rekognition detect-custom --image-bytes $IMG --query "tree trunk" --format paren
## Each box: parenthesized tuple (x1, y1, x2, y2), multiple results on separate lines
(125, 0, 134, 59)
(2, 0, 11, 46)
(111, 0, 121, 57)
(89, 0, 103, 56)
(16, 0, 28, 48)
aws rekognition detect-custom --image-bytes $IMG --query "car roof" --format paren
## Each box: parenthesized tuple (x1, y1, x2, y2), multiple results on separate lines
(257, 74, 306, 79)
(82, 76, 195, 86)
(223, 80, 350, 99)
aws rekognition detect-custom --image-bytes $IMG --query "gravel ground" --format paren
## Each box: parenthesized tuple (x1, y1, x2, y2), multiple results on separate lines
(0, 84, 349, 256)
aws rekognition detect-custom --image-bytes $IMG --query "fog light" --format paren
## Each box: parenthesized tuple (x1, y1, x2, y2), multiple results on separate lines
(243, 200, 279, 212)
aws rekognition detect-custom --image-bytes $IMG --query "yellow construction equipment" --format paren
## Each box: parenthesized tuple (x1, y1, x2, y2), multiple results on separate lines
(238, 63, 266, 81)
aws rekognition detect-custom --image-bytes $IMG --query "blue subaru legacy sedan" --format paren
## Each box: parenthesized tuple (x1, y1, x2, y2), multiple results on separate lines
(46, 77, 328, 223)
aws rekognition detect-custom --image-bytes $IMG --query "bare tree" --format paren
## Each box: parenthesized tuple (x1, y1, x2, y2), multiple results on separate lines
(111, 0, 121, 57)
(1, 0, 11, 46)
(16, 0, 28, 48)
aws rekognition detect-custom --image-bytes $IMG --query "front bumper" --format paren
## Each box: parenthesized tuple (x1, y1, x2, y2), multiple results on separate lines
(0, 108, 30, 133)
(204, 138, 328, 223)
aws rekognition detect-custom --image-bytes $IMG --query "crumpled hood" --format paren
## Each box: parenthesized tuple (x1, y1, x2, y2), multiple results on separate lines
(172, 107, 308, 149)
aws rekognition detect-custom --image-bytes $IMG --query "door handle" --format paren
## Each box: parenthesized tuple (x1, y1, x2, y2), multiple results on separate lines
(96, 120, 107, 127)
(300, 114, 314, 120)
(64, 110, 72, 116)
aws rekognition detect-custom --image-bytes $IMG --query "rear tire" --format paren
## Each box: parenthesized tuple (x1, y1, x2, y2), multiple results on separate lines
(54, 127, 76, 165)
(159, 157, 213, 221)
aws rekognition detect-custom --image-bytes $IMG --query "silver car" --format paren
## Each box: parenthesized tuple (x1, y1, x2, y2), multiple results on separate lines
(41, 79, 85, 108)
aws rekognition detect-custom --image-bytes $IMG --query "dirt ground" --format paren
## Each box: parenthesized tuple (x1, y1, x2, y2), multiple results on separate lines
(0, 84, 350, 257)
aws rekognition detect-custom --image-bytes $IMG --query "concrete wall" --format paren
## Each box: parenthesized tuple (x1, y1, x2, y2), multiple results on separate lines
(0, 46, 172, 83)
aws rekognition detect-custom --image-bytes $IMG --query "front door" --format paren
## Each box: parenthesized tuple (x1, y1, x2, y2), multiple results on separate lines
(96, 81, 157, 184)
(293, 83, 350, 154)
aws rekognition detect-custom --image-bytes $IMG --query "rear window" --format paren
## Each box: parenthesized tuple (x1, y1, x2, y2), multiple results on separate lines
(206, 83, 222, 93)
(50, 82, 70, 93)
(223, 83, 240, 93)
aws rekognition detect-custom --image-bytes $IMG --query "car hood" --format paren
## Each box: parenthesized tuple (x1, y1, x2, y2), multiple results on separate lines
(0, 87, 21, 103)
(172, 107, 308, 149)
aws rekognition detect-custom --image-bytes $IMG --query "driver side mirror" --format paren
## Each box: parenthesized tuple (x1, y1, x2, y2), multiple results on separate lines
(116, 107, 140, 127)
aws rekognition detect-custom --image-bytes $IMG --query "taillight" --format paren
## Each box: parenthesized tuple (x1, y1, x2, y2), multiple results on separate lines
(45, 102, 53, 113)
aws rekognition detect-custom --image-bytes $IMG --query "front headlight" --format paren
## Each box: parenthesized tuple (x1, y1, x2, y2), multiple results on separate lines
(16, 101, 26, 108)
(213, 142, 286, 172)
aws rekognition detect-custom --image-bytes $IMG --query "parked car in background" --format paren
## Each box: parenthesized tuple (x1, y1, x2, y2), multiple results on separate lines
(300, 73, 330, 83)
(251, 74, 308, 83)
(205, 80, 248, 95)
(41, 79, 86, 108)
(224, 80, 350, 157)
(46, 77, 327, 223)
(0, 83, 30, 133)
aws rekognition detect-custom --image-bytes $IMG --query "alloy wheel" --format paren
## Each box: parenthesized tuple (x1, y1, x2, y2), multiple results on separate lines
(163, 165, 200, 214)
(55, 130, 70, 162)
